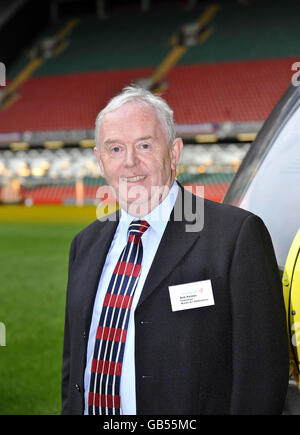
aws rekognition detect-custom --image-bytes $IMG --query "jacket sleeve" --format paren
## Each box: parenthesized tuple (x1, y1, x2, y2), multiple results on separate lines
(229, 214, 289, 414)
(61, 235, 77, 415)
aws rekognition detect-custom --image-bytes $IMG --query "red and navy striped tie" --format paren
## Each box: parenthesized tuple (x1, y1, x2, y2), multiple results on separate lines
(88, 220, 150, 415)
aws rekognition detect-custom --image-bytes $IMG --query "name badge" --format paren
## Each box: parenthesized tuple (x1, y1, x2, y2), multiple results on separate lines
(168, 280, 215, 312)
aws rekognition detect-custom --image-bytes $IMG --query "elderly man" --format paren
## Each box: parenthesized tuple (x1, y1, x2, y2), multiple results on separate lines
(62, 86, 289, 415)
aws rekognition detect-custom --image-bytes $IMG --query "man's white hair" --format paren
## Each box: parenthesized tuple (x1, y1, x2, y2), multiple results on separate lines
(95, 85, 176, 149)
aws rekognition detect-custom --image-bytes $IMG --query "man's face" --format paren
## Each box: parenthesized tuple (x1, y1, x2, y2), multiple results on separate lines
(94, 102, 183, 216)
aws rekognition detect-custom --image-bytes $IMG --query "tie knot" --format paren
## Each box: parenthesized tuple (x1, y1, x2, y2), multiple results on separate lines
(128, 220, 150, 239)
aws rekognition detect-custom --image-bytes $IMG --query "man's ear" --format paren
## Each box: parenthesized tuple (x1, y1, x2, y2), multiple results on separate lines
(94, 146, 104, 177)
(170, 137, 183, 171)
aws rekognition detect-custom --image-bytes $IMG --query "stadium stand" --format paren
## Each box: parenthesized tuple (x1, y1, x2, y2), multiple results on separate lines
(0, 0, 299, 205)
(0, 143, 247, 204)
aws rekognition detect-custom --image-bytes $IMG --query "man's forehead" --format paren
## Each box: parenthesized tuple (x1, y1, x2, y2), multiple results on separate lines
(99, 102, 164, 141)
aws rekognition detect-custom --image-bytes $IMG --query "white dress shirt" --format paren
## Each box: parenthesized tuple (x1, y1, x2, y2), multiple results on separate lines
(84, 181, 179, 415)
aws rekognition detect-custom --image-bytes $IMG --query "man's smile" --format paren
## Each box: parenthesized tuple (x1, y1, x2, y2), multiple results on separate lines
(120, 175, 147, 182)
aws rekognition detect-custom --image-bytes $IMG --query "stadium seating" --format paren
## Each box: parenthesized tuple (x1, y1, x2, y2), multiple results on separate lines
(0, 0, 299, 204)
(0, 143, 248, 204)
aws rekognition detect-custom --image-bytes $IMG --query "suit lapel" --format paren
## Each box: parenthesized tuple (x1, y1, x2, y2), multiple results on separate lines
(83, 212, 120, 332)
(137, 186, 203, 307)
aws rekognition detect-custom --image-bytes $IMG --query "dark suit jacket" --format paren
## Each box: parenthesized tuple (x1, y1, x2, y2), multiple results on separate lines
(61, 186, 289, 415)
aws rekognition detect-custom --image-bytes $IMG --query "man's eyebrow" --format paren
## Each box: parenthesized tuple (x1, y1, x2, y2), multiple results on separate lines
(103, 136, 154, 146)
(103, 139, 123, 146)
(134, 135, 154, 143)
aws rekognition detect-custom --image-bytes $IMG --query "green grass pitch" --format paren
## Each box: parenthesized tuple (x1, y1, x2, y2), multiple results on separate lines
(0, 206, 97, 414)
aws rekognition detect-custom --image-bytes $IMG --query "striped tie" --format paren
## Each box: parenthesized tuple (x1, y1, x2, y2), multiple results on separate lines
(88, 220, 150, 415)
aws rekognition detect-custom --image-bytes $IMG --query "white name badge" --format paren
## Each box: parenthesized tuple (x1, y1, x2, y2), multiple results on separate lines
(168, 280, 215, 312)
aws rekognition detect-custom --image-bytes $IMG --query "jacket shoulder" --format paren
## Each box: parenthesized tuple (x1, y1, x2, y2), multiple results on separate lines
(72, 210, 119, 246)
(178, 182, 253, 225)
(204, 197, 252, 221)
(200, 196, 265, 238)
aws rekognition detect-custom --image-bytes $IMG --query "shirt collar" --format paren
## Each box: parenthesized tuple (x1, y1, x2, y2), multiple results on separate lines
(119, 181, 179, 236)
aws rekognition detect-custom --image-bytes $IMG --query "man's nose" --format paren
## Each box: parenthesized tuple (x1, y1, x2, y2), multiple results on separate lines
(124, 147, 138, 167)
